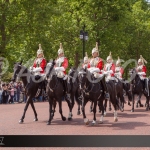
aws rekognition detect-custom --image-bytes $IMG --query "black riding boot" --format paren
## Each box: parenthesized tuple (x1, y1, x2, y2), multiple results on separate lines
(143, 78, 149, 95)
(101, 77, 110, 99)
(63, 79, 71, 101)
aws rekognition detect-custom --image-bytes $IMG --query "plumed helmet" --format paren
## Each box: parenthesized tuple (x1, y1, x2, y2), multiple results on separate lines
(58, 43, 64, 55)
(84, 52, 88, 63)
(116, 56, 121, 65)
(92, 42, 99, 55)
(138, 55, 147, 64)
(107, 51, 113, 61)
(37, 44, 43, 55)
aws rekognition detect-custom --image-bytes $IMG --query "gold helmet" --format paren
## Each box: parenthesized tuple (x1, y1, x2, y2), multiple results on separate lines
(58, 43, 64, 55)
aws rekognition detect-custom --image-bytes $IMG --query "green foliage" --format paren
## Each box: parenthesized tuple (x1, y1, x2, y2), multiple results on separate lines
(1, 0, 150, 81)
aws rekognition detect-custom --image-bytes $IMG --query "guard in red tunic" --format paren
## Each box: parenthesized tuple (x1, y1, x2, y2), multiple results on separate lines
(82, 52, 89, 69)
(136, 55, 148, 95)
(32, 44, 46, 75)
(55, 43, 70, 99)
(87, 42, 109, 99)
(114, 57, 124, 80)
(104, 52, 115, 80)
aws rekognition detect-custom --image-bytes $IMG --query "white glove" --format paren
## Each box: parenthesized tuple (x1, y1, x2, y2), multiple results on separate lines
(55, 67, 65, 71)
(138, 72, 146, 75)
(89, 68, 100, 73)
(107, 70, 113, 74)
(33, 67, 42, 72)
(47, 63, 52, 66)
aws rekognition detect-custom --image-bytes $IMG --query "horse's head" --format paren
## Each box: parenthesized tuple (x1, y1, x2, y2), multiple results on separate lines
(46, 59, 55, 78)
(129, 68, 140, 83)
(78, 68, 88, 89)
(11, 61, 23, 82)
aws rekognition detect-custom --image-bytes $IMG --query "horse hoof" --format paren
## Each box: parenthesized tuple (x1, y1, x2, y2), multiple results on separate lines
(84, 118, 89, 125)
(91, 121, 96, 126)
(77, 111, 81, 115)
(68, 117, 72, 121)
(140, 104, 144, 107)
(114, 118, 118, 122)
(121, 109, 124, 112)
(146, 107, 149, 111)
(33, 118, 38, 121)
(136, 105, 138, 108)
(99, 121, 103, 124)
(131, 109, 134, 112)
(62, 117, 66, 121)
(89, 109, 93, 113)
(109, 108, 112, 111)
(19, 120, 24, 124)
(47, 122, 51, 125)
(104, 112, 107, 116)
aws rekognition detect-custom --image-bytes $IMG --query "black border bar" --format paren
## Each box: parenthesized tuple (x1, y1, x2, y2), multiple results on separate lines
(1, 135, 150, 147)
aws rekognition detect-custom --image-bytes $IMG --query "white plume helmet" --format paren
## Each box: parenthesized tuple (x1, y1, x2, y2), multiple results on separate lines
(92, 42, 99, 55)
(138, 55, 147, 64)
(37, 44, 43, 55)
(107, 51, 113, 61)
(84, 52, 88, 63)
(116, 56, 121, 65)
(58, 43, 64, 55)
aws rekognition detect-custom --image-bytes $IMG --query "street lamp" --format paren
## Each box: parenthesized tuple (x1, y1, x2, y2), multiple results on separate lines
(79, 25, 88, 58)
(0, 58, 3, 84)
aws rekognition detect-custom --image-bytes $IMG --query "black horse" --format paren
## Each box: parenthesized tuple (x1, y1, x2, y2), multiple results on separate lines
(129, 68, 149, 112)
(78, 68, 105, 125)
(12, 61, 45, 123)
(102, 79, 120, 120)
(45, 60, 73, 125)
(68, 67, 82, 115)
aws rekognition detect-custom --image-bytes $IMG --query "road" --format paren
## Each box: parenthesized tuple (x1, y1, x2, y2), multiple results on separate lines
(0, 97, 150, 149)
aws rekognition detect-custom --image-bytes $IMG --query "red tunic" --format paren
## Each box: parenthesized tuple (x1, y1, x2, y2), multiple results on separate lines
(55, 57, 68, 74)
(33, 58, 46, 74)
(87, 57, 103, 73)
(104, 63, 115, 77)
(136, 65, 147, 77)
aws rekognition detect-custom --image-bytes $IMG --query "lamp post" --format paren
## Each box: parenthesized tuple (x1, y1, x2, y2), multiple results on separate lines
(80, 25, 88, 58)
(0, 58, 3, 84)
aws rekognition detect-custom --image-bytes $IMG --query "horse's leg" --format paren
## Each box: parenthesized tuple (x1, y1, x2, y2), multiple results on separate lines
(19, 96, 30, 123)
(58, 98, 66, 121)
(112, 103, 118, 122)
(75, 93, 81, 115)
(82, 98, 89, 125)
(65, 97, 73, 121)
(138, 94, 143, 107)
(104, 99, 107, 116)
(98, 101, 101, 113)
(47, 97, 53, 125)
(91, 100, 97, 125)
(89, 101, 93, 113)
(52, 99, 57, 117)
(99, 99, 104, 124)
(131, 94, 135, 112)
(109, 100, 112, 111)
(30, 99, 38, 121)
(145, 96, 149, 111)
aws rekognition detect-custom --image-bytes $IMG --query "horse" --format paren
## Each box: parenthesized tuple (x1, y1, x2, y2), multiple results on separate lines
(78, 68, 105, 125)
(68, 67, 82, 115)
(129, 68, 149, 112)
(45, 60, 73, 125)
(11, 61, 46, 123)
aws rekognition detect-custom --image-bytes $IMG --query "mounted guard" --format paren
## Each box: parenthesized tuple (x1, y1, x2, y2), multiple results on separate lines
(86, 42, 109, 99)
(114, 56, 124, 80)
(136, 55, 149, 95)
(104, 52, 115, 81)
(31, 44, 46, 76)
(55, 43, 71, 100)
